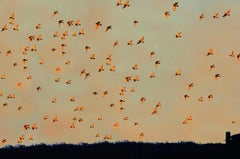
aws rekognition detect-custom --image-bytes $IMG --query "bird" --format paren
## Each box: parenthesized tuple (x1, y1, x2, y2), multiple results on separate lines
(52, 116, 58, 122)
(184, 94, 190, 101)
(66, 20, 74, 27)
(95, 21, 102, 29)
(52, 10, 58, 17)
(13, 24, 19, 31)
(133, 75, 139, 82)
(53, 31, 58, 37)
(152, 107, 158, 115)
(175, 69, 181, 76)
(127, 40, 133, 45)
(70, 96, 76, 102)
(209, 64, 215, 71)
(113, 122, 120, 128)
(215, 74, 221, 80)
(175, 32, 182, 38)
(150, 72, 155, 78)
(90, 123, 95, 128)
(133, 20, 139, 27)
(1, 24, 7, 31)
(132, 64, 138, 70)
(43, 115, 48, 120)
(95, 132, 100, 138)
(80, 69, 86, 76)
(139, 132, 144, 139)
(70, 122, 75, 128)
(36, 86, 42, 93)
(52, 98, 57, 103)
(199, 13, 205, 20)
(85, 45, 90, 52)
(16, 81, 23, 88)
(237, 54, 240, 61)
(229, 51, 235, 57)
(164, 11, 170, 19)
(39, 59, 44, 65)
(119, 99, 125, 105)
(149, 51, 155, 58)
(90, 53, 95, 59)
(198, 96, 203, 102)
(105, 25, 112, 32)
(54, 77, 60, 83)
(140, 97, 146, 103)
(29, 135, 34, 140)
(102, 91, 108, 97)
(79, 28, 85, 35)
(9, 12, 15, 19)
(23, 124, 30, 130)
(35, 23, 41, 29)
(122, 0, 130, 9)
(222, 9, 230, 17)
(110, 65, 116, 72)
(98, 115, 103, 120)
(232, 120, 237, 124)
(85, 73, 91, 79)
(156, 101, 161, 107)
(207, 48, 213, 56)
(37, 34, 42, 41)
(137, 36, 144, 44)
(1, 139, 7, 146)
(208, 94, 213, 101)
(130, 87, 135, 93)
(75, 19, 81, 26)
(28, 35, 35, 41)
(72, 32, 77, 36)
(213, 13, 219, 18)
(173, 2, 179, 11)
(155, 61, 160, 68)
(32, 124, 38, 130)
(113, 41, 119, 47)
(98, 65, 104, 72)
(116, 0, 122, 6)
(58, 20, 64, 26)
(187, 83, 194, 90)
(17, 106, 22, 111)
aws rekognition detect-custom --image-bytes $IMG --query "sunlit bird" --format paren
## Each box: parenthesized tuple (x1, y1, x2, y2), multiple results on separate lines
(222, 9, 230, 17)
(173, 2, 179, 11)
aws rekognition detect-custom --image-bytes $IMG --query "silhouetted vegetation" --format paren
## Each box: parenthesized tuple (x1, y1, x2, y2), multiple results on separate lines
(0, 141, 239, 159)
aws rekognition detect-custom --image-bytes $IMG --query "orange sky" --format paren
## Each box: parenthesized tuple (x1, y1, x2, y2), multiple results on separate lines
(0, 0, 240, 146)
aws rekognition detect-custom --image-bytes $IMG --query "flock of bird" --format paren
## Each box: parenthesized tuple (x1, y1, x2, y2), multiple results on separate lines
(0, 1, 239, 146)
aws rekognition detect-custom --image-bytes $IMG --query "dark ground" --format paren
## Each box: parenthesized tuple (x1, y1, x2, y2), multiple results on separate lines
(0, 141, 239, 159)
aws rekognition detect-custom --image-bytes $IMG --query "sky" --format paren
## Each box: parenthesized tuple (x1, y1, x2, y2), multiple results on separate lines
(0, 0, 240, 146)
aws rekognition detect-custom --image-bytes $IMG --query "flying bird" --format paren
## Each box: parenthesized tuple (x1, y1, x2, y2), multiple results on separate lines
(222, 9, 230, 17)
(133, 20, 139, 27)
(95, 21, 102, 29)
(215, 74, 221, 80)
(137, 36, 144, 44)
(173, 2, 179, 11)
(175, 69, 181, 76)
(105, 25, 112, 32)
(175, 32, 182, 38)
(199, 13, 205, 20)
(213, 13, 219, 18)
(122, 0, 130, 9)
(164, 11, 170, 19)
(207, 48, 213, 56)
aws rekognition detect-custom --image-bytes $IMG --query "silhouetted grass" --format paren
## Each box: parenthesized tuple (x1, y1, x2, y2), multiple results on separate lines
(0, 141, 239, 159)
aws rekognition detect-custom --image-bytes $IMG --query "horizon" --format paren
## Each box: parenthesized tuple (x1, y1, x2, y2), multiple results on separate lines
(0, 0, 240, 146)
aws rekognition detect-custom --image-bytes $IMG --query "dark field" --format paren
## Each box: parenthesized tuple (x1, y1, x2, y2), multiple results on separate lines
(0, 141, 239, 159)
